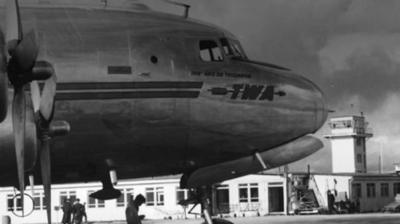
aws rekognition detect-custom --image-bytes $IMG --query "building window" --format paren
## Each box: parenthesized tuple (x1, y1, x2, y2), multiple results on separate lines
(87, 191, 105, 208)
(381, 183, 389, 197)
(146, 187, 164, 206)
(239, 184, 248, 202)
(33, 192, 47, 210)
(156, 187, 164, 206)
(199, 40, 223, 62)
(176, 187, 187, 205)
(7, 194, 13, 211)
(239, 183, 259, 203)
(366, 183, 376, 198)
(6, 194, 23, 212)
(146, 188, 154, 206)
(250, 184, 259, 202)
(394, 183, 400, 196)
(116, 188, 133, 207)
(352, 183, 362, 198)
(394, 183, 400, 195)
(357, 154, 362, 163)
(356, 138, 362, 146)
(59, 191, 77, 205)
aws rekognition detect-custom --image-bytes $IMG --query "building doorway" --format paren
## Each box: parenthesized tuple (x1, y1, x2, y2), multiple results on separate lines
(216, 185, 230, 213)
(269, 186, 284, 213)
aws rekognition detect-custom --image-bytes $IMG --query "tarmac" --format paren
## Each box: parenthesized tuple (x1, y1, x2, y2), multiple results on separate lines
(138, 214, 400, 224)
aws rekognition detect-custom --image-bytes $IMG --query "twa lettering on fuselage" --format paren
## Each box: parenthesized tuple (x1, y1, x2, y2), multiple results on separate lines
(208, 84, 286, 101)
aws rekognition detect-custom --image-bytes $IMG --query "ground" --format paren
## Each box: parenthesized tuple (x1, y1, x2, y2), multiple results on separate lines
(138, 214, 400, 224)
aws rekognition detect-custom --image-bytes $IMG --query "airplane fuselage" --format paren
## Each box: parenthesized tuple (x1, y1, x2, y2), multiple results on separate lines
(0, 3, 327, 186)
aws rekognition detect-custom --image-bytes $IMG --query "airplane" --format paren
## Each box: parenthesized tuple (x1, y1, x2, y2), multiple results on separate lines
(0, 0, 328, 223)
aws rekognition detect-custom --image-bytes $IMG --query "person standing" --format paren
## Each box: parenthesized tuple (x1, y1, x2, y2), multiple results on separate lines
(327, 190, 336, 214)
(72, 199, 85, 224)
(126, 194, 146, 224)
(82, 202, 87, 223)
(61, 199, 72, 224)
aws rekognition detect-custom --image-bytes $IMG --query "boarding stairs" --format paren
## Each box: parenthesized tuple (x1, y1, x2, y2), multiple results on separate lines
(292, 174, 324, 214)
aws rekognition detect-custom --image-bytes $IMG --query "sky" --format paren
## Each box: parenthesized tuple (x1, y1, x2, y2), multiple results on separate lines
(145, 0, 400, 173)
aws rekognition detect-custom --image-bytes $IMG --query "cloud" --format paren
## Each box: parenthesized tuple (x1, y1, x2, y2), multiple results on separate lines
(366, 93, 400, 171)
(321, 43, 400, 112)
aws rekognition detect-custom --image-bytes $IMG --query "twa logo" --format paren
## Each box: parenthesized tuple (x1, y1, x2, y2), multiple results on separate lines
(209, 84, 286, 101)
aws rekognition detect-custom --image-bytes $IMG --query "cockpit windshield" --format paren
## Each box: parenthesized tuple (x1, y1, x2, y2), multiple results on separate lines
(220, 38, 248, 59)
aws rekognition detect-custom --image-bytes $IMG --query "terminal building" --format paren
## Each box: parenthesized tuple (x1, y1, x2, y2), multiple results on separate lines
(1, 115, 400, 223)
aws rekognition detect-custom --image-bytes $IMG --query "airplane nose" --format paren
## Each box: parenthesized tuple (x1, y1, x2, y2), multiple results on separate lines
(315, 91, 328, 131)
(285, 72, 328, 133)
(308, 79, 328, 132)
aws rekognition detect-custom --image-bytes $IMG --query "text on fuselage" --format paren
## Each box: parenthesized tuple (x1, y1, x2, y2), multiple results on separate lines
(208, 84, 286, 101)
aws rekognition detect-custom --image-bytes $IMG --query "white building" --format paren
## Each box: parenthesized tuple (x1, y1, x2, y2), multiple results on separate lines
(0, 174, 288, 224)
(314, 114, 400, 212)
(291, 172, 400, 213)
(324, 115, 372, 173)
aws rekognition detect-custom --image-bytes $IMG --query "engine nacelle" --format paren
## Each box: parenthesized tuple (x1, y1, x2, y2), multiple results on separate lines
(0, 45, 7, 122)
(181, 135, 323, 188)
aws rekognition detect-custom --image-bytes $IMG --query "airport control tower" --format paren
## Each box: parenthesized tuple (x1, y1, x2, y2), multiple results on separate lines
(324, 115, 373, 173)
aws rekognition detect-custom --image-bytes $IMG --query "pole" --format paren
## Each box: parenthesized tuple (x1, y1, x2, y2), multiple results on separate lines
(284, 165, 289, 215)
(379, 142, 383, 174)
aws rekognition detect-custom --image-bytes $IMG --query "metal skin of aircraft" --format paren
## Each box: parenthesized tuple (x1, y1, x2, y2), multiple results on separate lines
(0, 0, 328, 223)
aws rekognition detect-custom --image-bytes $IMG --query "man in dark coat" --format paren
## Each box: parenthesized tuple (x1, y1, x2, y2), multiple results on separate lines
(126, 194, 146, 224)
(72, 199, 85, 224)
(82, 202, 87, 223)
(327, 190, 336, 214)
(61, 199, 72, 224)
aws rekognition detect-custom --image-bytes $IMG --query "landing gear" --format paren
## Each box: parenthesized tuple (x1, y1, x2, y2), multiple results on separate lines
(199, 187, 213, 224)
(89, 167, 121, 200)
(180, 187, 233, 224)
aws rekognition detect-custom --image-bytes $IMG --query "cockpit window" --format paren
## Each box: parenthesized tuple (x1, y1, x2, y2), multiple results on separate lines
(220, 38, 233, 55)
(220, 38, 248, 59)
(199, 40, 223, 62)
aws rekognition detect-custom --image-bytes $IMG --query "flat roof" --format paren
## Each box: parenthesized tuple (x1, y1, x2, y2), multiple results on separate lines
(264, 171, 400, 177)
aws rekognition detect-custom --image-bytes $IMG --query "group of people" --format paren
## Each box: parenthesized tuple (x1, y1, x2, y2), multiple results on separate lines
(61, 198, 87, 224)
(327, 190, 359, 214)
(61, 194, 146, 224)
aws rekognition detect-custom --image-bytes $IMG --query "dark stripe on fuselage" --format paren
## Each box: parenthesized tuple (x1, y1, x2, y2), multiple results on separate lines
(55, 91, 200, 100)
(107, 66, 132, 75)
(55, 81, 204, 90)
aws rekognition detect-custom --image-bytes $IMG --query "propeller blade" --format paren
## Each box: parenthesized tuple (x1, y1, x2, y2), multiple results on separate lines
(30, 81, 40, 112)
(0, 30, 7, 122)
(13, 31, 38, 74)
(40, 138, 51, 224)
(12, 86, 25, 211)
(39, 71, 56, 121)
(5, 0, 22, 54)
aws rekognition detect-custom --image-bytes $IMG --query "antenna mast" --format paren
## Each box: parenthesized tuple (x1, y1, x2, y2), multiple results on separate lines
(165, 0, 191, 18)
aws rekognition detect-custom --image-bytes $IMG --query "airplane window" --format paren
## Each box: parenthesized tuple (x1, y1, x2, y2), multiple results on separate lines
(220, 38, 248, 59)
(231, 42, 244, 57)
(220, 38, 233, 55)
(199, 40, 223, 62)
(150, 55, 158, 64)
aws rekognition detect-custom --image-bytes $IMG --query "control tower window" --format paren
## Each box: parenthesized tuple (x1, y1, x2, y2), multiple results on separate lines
(329, 120, 352, 129)
(199, 40, 223, 62)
